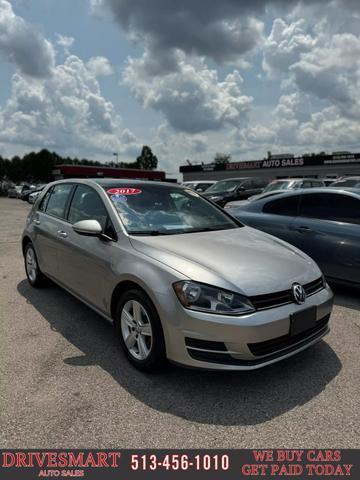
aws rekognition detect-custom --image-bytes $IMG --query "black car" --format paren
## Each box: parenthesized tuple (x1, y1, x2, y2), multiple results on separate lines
(202, 177, 268, 207)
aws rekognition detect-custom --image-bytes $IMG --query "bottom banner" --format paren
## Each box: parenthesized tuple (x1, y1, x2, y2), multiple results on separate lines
(0, 449, 358, 479)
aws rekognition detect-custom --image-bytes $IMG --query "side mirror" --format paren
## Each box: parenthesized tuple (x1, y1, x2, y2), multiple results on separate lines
(72, 219, 102, 236)
(237, 186, 245, 192)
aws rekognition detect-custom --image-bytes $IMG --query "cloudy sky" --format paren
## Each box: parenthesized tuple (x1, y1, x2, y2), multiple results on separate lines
(0, 0, 360, 175)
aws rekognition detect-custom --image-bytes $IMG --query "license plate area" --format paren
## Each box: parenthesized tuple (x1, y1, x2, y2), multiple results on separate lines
(290, 306, 317, 336)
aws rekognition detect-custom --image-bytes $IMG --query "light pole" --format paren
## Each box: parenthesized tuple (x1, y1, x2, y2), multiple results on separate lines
(113, 152, 118, 167)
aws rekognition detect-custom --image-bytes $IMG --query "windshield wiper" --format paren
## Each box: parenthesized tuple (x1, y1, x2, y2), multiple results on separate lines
(184, 226, 237, 234)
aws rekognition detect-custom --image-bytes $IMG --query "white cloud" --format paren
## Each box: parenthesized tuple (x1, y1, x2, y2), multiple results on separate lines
(86, 56, 114, 76)
(149, 123, 211, 174)
(0, 0, 55, 77)
(232, 91, 360, 155)
(0, 54, 137, 157)
(263, 18, 316, 77)
(290, 33, 360, 118)
(56, 34, 74, 56)
(120, 128, 137, 144)
(123, 52, 253, 134)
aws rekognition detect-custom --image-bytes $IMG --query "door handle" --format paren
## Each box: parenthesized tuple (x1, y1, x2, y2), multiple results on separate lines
(57, 230, 68, 238)
(34, 219, 41, 225)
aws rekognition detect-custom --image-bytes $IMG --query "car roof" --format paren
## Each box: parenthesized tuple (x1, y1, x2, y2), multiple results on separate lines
(217, 177, 251, 181)
(261, 187, 360, 199)
(50, 178, 182, 189)
(238, 187, 360, 211)
(332, 176, 360, 181)
(270, 178, 323, 182)
(183, 180, 216, 184)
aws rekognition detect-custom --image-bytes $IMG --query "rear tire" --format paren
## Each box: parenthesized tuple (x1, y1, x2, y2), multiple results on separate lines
(114, 288, 166, 372)
(24, 243, 47, 288)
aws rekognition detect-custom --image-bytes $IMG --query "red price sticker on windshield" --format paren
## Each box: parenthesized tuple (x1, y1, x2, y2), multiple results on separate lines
(107, 188, 142, 195)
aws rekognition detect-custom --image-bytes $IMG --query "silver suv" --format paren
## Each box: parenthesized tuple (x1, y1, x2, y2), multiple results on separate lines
(22, 179, 333, 371)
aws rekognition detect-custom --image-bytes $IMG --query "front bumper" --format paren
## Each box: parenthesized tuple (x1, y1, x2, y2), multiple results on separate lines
(160, 285, 334, 371)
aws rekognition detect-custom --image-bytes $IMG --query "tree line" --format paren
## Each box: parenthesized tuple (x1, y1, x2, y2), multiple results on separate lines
(0, 146, 158, 183)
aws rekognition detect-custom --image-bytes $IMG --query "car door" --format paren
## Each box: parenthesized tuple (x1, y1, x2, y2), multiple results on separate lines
(292, 192, 360, 283)
(239, 195, 300, 244)
(55, 183, 118, 311)
(32, 183, 74, 279)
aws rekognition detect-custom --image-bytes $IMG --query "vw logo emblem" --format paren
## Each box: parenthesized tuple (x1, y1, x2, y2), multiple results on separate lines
(292, 283, 306, 304)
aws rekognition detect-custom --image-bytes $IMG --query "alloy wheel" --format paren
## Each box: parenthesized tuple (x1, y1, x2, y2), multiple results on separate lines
(26, 247, 38, 283)
(120, 300, 153, 360)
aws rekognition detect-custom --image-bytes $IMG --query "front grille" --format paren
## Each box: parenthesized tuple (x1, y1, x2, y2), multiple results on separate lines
(248, 314, 330, 357)
(304, 277, 324, 296)
(250, 276, 324, 311)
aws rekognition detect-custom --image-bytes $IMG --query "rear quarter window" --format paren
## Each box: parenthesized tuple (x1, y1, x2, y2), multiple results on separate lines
(263, 195, 300, 216)
(44, 184, 73, 219)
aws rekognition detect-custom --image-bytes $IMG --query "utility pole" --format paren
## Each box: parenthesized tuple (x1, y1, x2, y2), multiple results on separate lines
(113, 152, 118, 167)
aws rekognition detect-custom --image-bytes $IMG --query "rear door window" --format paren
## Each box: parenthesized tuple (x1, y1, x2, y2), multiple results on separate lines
(263, 195, 300, 216)
(45, 184, 73, 219)
(299, 193, 360, 225)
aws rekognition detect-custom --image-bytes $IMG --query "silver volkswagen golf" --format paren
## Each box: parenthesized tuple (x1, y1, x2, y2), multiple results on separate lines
(22, 179, 334, 371)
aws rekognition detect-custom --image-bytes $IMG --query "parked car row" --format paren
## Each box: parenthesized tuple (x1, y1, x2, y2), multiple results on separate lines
(7, 184, 46, 202)
(8, 184, 35, 199)
(225, 178, 326, 209)
(183, 176, 354, 208)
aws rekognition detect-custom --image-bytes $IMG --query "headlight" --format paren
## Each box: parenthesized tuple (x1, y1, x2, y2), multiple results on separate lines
(173, 281, 255, 315)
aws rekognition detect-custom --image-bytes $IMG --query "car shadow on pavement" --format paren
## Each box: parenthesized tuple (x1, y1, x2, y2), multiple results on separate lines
(332, 283, 360, 312)
(18, 279, 342, 426)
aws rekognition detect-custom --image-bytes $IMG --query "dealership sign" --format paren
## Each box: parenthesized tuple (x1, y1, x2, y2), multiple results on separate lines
(228, 158, 305, 170)
(179, 153, 360, 173)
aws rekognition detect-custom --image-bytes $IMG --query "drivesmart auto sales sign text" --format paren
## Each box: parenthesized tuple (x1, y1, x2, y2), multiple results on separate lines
(0, 449, 358, 479)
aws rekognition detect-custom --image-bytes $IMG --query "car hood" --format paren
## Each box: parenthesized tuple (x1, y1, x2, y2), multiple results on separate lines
(129, 227, 321, 296)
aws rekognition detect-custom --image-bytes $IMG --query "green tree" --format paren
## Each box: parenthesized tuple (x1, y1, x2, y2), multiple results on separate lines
(136, 146, 158, 170)
(214, 152, 231, 164)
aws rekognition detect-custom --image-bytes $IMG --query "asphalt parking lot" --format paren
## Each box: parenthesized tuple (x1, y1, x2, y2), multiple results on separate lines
(0, 197, 359, 448)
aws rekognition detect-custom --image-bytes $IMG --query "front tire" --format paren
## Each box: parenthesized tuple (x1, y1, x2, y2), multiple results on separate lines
(114, 289, 166, 372)
(24, 243, 47, 288)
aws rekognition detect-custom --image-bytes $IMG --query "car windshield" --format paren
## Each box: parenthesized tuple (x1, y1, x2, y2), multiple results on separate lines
(206, 179, 243, 193)
(105, 185, 241, 235)
(263, 180, 298, 192)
